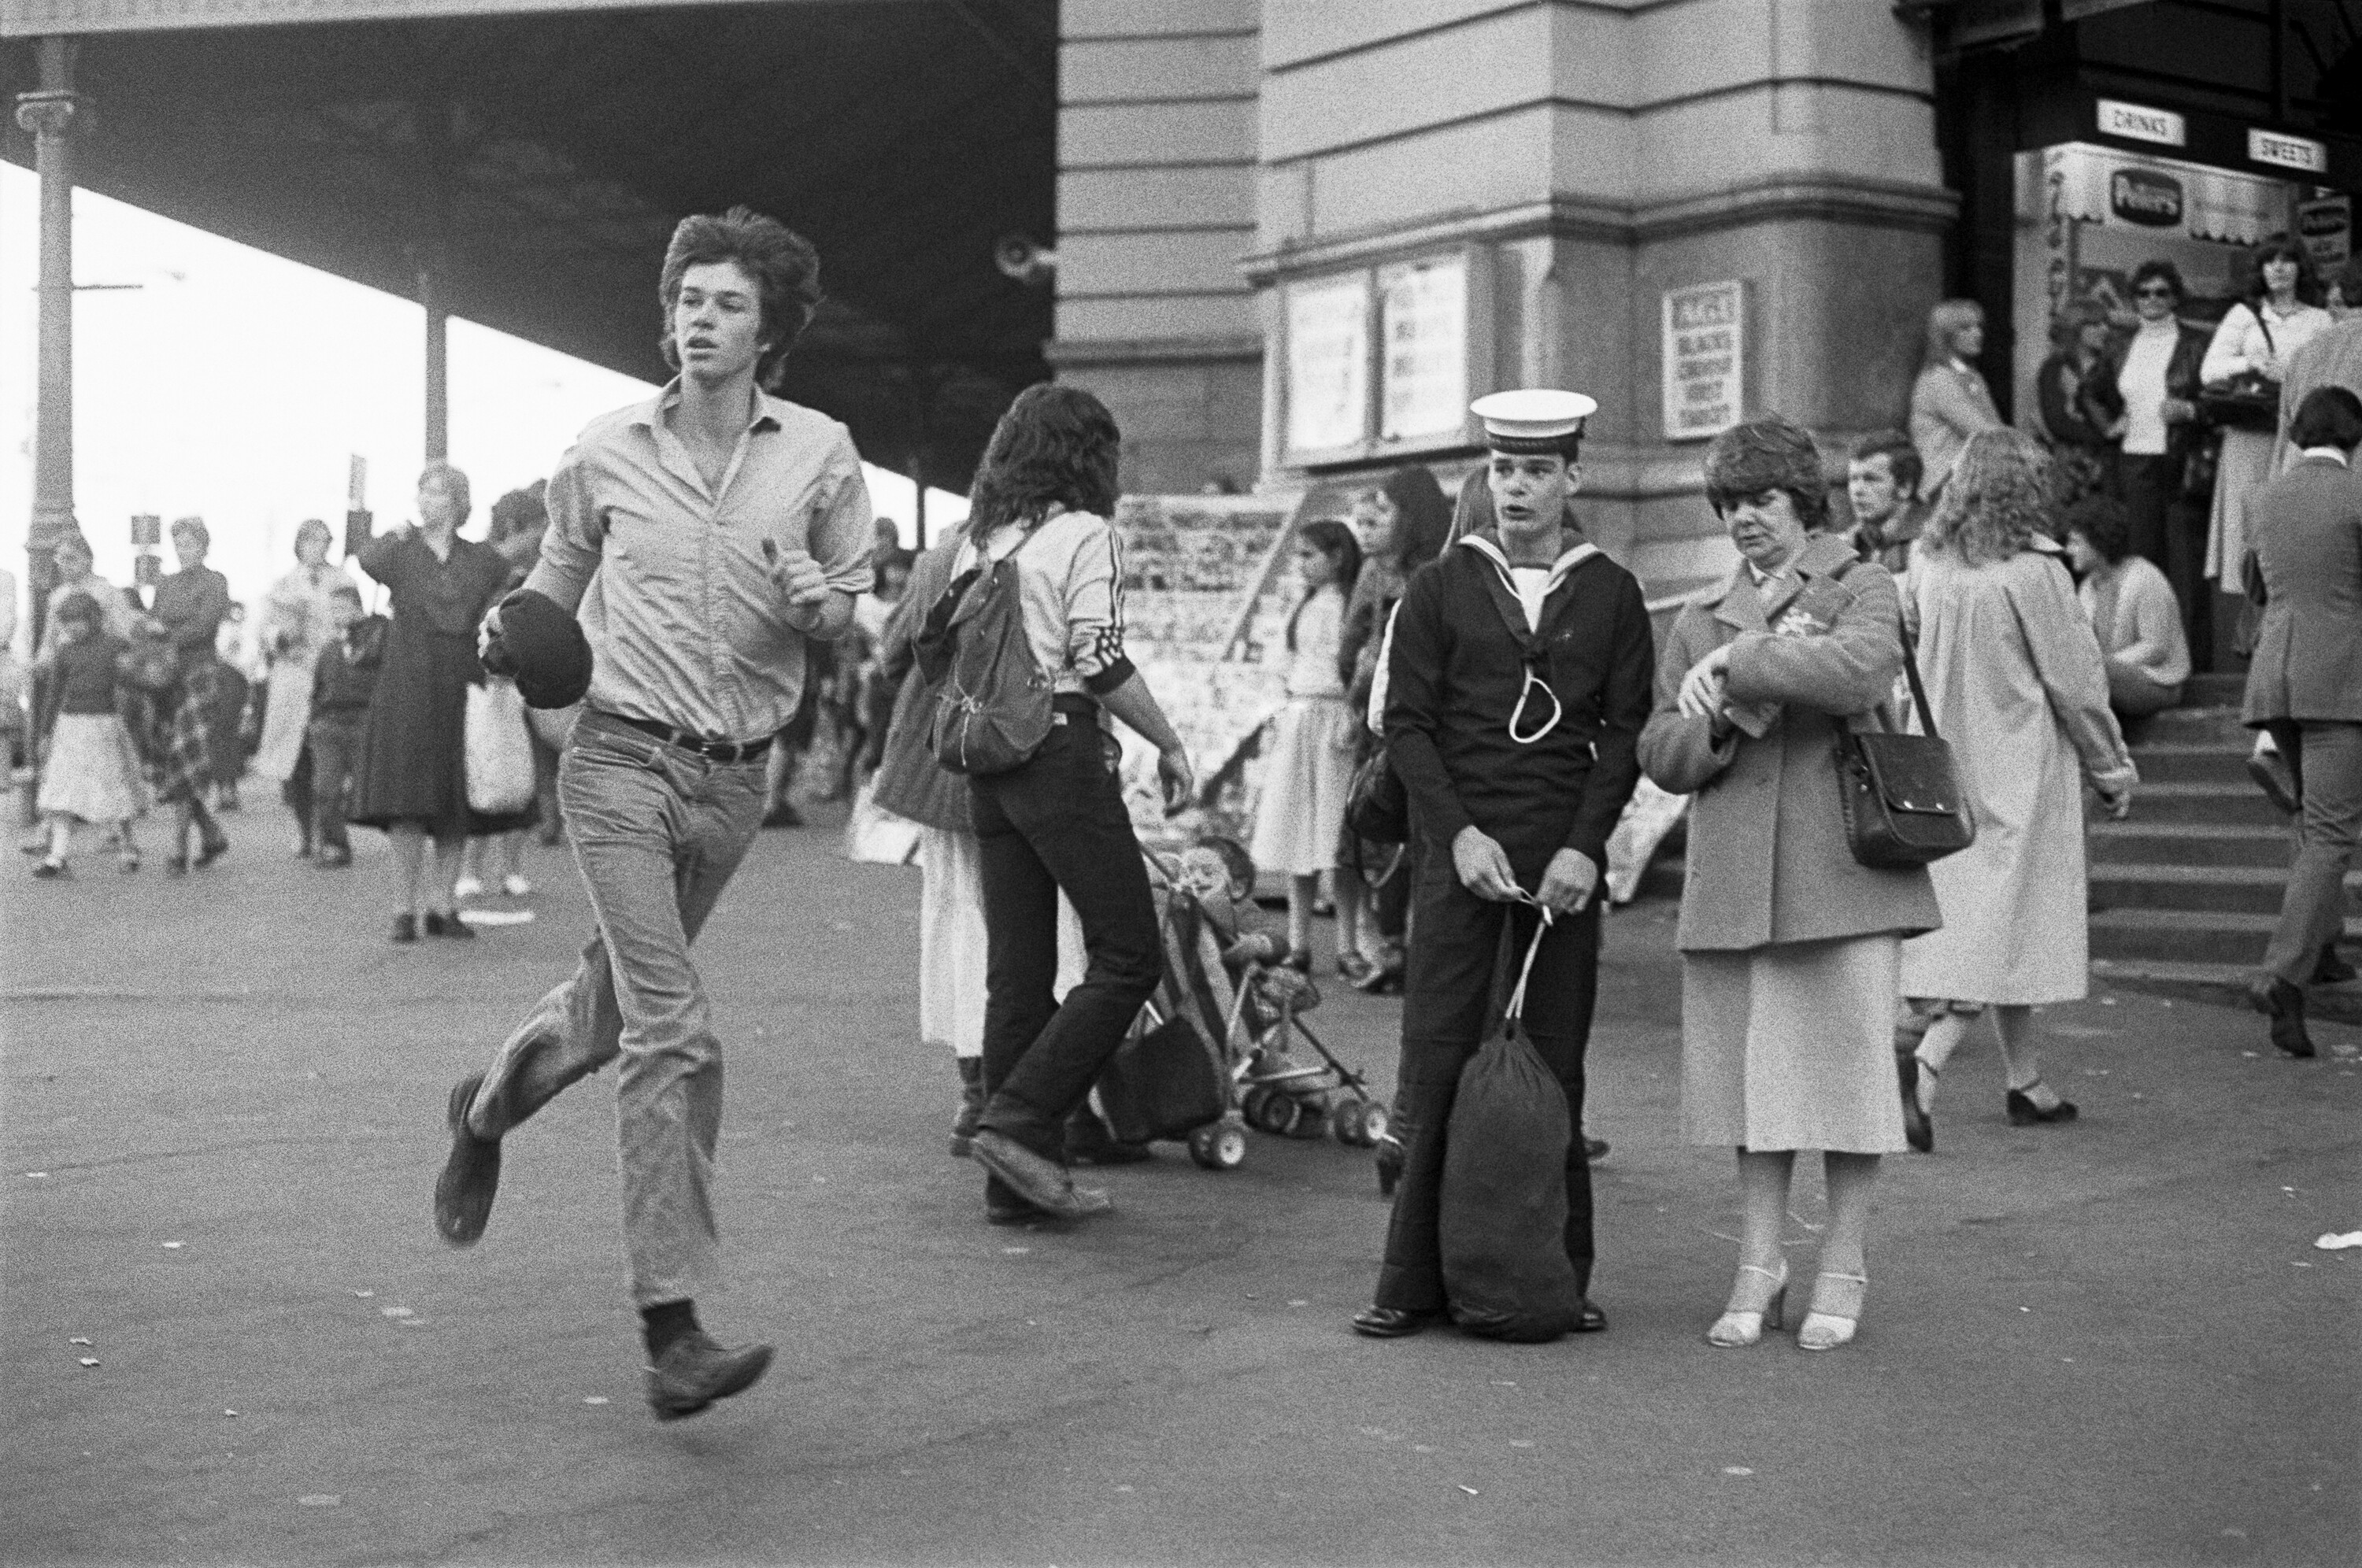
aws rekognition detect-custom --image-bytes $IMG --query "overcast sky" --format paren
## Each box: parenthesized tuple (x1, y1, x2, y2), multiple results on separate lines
(0, 164, 964, 655)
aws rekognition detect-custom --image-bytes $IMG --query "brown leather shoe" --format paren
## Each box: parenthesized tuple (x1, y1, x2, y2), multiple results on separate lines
(644, 1329, 774, 1422)
(969, 1128, 1101, 1220)
(434, 1074, 502, 1245)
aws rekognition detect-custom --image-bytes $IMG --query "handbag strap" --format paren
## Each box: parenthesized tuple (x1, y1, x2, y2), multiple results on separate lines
(1827, 556, 1938, 740)
(1502, 903, 1555, 1023)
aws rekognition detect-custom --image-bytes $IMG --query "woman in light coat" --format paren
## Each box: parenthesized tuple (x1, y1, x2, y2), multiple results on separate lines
(2202, 236, 2331, 596)
(254, 519, 358, 856)
(1898, 429, 2137, 1146)
(1640, 416, 1942, 1353)
(1908, 299, 2005, 503)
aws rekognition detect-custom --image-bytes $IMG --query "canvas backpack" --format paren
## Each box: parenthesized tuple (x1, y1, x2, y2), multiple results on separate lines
(913, 526, 1055, 776)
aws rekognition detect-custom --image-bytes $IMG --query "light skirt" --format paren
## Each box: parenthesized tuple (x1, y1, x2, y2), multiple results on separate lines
(39, 712, 148, 824)
(252, 659, 316, 782)
(1250, 694, 1357, 877)
(917, 825, 1084, 1060)
(1681, 934, 1908, 1154)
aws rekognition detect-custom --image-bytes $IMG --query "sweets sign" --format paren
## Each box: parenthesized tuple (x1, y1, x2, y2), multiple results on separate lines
(1661, 280, 1746, 442)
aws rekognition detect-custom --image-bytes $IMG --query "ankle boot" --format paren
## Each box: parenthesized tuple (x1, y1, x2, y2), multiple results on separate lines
(950, 1059, 984, 1156)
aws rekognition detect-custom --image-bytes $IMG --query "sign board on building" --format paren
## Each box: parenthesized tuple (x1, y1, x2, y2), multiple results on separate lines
(2097, 99, 2185, 149)
(1283, 273, 1372, 457)
(1661, 281, 1746, 442)
(2248, 128, 2328, 175)
(2299, 194, 2353, 276)
(1376, 254, 1468, 445)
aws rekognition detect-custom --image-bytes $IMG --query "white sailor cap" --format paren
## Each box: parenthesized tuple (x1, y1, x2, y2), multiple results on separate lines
(1470, 389, 1597, 456)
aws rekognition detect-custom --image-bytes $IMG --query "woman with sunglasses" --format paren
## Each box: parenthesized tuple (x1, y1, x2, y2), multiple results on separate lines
(2086, 260, 2210, 630)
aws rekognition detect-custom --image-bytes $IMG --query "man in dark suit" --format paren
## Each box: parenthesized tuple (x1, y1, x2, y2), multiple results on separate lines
(2242, 386, 2362, 1057)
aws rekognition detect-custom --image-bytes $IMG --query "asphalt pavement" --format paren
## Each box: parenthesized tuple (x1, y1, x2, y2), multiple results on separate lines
(2, 800, 2356, 1567)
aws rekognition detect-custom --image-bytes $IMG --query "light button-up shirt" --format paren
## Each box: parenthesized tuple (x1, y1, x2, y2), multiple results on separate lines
(531, 381, 875, 743)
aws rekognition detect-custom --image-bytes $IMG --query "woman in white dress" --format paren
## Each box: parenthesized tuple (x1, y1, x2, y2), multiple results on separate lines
(254, 519, 357, 856)
(2203, 237, 2332, 601)
(1251, 518, 1363, 973)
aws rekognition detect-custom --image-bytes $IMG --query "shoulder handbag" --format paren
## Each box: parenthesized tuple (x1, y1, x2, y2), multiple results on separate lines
(2198, 312, 2281, 434)
(1832, 612, 1975, 870)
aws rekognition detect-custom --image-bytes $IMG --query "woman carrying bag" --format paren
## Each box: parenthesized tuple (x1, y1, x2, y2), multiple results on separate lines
(1638, 416, 1942, 1352)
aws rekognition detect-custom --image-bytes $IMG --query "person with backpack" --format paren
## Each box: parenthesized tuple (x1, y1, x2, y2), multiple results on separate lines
(1351, 388, 1654, 1340)
(428, 207, 874, 1422)
(929, 383, 1194, 1226)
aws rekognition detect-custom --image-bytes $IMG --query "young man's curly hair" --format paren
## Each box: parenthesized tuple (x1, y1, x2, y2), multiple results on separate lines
(657, 206, 824, 388)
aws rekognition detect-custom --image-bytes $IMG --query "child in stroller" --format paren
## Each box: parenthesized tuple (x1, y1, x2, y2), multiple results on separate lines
(1161, 836, 1390, 1156)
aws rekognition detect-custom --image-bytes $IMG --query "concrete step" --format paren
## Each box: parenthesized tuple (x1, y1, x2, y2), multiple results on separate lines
(2088, 822, 2290, 868)
(2091, 957, 2362, 1026)
(2087, 863, 2362, 916)
(2123, 743, 2254, 787)
(2132, 782, 2290, 828)
(2087, 907, 2362, 967)
(2182, 672, 2246, 706)
(2129, 705, 2249, 747)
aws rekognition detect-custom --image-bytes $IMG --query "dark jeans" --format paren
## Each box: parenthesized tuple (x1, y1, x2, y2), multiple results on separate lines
(2121, 453, 2211, 668)
(306, 719, 360, 855)
(971, 713, 1161, 1178)
(281, 738, 315, 845)
(1375, 842, 1601, 1312)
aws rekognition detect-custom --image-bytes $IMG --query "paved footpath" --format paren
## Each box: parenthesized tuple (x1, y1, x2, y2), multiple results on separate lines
(2, 804, 2356, 1567)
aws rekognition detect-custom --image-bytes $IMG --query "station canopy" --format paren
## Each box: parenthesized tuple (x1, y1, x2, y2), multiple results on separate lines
(0, 0, 1057, 493)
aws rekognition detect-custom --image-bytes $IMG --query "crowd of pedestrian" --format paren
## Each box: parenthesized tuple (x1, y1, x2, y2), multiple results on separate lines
(10, 199, 2353, 1425)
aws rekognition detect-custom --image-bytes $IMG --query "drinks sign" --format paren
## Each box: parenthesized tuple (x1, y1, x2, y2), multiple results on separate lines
(2097, 99, 2185, 148)
(1661, 281, 1746, 442)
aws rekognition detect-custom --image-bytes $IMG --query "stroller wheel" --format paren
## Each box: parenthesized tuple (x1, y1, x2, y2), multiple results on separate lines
(1241, 1084, 1273, 1127)
(1357, 1103, 1390, 1147)
(1252, 1090, 1298, 1136)
(1189, 1123, 1247, 1170)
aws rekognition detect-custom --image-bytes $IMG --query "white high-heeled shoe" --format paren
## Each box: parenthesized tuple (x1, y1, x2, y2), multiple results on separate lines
(1797, 1270, 1868, 1352)
(1706, 1261, 1789, 1348)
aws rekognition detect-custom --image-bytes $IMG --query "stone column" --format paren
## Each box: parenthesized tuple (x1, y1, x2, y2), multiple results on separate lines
(15, 35, 81, 656)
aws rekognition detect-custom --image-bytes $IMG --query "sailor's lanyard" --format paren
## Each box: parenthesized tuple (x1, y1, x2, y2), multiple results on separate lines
(1509, 648, 1564, 745)
(1501, 895, 1555, 1024)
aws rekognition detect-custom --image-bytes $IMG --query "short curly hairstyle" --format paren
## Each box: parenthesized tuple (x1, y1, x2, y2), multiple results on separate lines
(1703, 415, 1831, 531)
(2062, 492, 2133, 565)
(967, 383, 1122, 538)
(1921, 428, 2053, 567)
(658, 206, 824, 388)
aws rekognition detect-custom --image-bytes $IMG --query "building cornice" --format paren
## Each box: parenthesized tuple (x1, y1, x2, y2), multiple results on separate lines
(1239, 174, 1959, 283)
(1044, 333, 1265, 368)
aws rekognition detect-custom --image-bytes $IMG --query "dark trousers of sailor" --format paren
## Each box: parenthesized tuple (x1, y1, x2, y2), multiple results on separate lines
(1373, 841, 1600, 1313)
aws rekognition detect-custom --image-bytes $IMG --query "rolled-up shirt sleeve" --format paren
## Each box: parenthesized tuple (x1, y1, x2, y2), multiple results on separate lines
(810, 445, 876, 600)
(1067, 520, 1135, 695)
(524, 449, 605, 612)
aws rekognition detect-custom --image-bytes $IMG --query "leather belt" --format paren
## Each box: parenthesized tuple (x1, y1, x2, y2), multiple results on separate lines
(601, 711, 773, 764)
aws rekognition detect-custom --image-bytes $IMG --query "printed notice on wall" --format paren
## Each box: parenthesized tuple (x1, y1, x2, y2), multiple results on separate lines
(1377, 254, 1468, 444)
(1285, 273, 1372, 456)
(1661, 281, 1746, 442)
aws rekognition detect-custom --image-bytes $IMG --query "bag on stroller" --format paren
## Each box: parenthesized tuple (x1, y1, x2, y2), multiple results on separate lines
(1438, 911, 1586, 1343)
(1096, 889, 1233, 1147)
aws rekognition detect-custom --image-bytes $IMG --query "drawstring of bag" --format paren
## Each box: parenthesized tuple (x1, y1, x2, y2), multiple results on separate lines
(1507, 665, 1564, 745)
(1501, 896, 1555, 1023)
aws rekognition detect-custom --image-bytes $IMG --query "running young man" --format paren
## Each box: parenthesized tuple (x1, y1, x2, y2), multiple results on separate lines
(432, 207, 873, 1419)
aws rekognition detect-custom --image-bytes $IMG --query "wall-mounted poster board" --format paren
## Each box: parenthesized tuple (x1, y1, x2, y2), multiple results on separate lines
(1661, 280, 1746, 442)
(1282, 272, 1372, 461)
(1377, 253, 1469, 446)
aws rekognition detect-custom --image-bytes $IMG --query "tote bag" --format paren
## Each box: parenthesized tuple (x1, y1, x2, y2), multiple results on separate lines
(464, 676, 538, 815)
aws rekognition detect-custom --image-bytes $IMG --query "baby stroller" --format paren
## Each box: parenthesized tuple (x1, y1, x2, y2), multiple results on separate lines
(1095, 860, 1388, 1170)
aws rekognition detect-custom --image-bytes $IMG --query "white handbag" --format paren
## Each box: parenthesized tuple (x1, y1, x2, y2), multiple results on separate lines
(464, 676, 538, 815)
